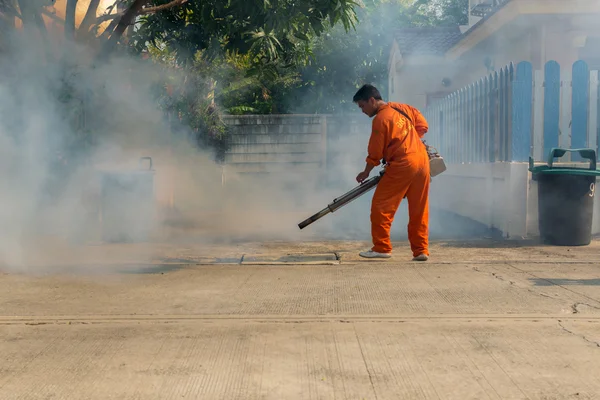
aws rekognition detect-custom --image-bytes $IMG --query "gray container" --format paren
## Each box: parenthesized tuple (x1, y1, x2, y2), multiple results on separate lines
(100, 157, 155, 243)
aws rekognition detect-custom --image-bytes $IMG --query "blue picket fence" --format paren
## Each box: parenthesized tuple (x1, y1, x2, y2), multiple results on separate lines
(423, 60, 600, 163)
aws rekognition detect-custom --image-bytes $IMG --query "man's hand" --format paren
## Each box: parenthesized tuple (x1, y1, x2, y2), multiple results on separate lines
(356, 171, 370, 183)
(357, 163, 375, 183)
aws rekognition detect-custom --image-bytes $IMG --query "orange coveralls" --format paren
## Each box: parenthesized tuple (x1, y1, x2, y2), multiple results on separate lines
(366, 102, 430, 256)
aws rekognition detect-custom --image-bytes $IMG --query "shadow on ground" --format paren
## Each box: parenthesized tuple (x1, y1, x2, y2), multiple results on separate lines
(428, 208, 504, 241)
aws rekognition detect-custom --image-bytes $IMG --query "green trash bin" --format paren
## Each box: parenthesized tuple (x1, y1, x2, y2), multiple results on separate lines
(529, 148, 600, 246)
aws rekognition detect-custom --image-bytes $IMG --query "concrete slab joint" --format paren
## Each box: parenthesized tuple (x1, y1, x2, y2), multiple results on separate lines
(241, 253, 340, 265)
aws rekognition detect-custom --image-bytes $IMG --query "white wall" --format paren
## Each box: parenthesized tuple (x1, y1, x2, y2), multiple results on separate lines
(389, 22, 532, 109)
(388, 14, 600, 242)
(430, 162, 531, 239)
(390, 61, 462, 109)
(431, 160, 600, 240)
(391, 14, 599, 110)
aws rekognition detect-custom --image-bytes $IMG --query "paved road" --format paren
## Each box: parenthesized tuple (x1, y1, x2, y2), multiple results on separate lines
(1, 239, 600, 399)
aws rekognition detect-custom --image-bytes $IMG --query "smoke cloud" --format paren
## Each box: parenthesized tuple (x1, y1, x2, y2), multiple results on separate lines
(0, 26, 191, 271)
(0, 1, 497, 274)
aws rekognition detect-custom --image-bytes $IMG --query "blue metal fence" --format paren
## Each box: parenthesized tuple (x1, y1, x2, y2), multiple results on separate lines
(423, 60, 600, 163)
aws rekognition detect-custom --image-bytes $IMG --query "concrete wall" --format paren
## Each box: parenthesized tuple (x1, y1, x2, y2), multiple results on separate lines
(222, 115, 328, 177)
(221, 114, 372, 180)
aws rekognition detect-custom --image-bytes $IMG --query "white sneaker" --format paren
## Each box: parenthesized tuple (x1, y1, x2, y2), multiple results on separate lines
(359, 250, 392, 259)
(412, 254, 429, 262)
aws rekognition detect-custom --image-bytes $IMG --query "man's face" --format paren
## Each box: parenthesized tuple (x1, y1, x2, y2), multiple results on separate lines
(356, 98, 377, 117)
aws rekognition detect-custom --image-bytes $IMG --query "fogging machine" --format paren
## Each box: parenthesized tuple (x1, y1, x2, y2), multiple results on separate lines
(298, 170, 384, 230)
(297, 142, 446, 230)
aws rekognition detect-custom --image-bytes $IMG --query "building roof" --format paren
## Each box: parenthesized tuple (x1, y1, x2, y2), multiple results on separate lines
(393, 26, 464, 57)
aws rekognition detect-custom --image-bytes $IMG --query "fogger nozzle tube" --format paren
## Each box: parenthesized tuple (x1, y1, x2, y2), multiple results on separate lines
(297, 171, 383, 229)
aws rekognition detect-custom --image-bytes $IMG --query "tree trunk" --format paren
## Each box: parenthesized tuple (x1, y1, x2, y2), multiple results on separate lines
(15, 0, 38, 29)
(77, 0, 101, 38)
(64, 0, 78, 40)
(95, 0, 147, 61)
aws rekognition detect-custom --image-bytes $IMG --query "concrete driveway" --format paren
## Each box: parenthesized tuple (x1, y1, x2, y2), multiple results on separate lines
(1, 239, 599, 399)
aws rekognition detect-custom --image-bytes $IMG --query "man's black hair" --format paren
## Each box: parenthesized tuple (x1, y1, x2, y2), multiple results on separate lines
(353, 84, 382, 103)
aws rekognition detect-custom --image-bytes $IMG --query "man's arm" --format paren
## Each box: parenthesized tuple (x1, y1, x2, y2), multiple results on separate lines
(366, 118, 386, 166)
(357, 119, 386, 183)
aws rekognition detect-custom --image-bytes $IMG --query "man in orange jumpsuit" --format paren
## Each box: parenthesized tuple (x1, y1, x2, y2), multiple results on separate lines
(353, 84, 430, 261)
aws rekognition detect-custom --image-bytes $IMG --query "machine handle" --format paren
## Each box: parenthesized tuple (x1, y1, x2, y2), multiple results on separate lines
(547, 148, 596, 170)
(139, 157, 153, 170)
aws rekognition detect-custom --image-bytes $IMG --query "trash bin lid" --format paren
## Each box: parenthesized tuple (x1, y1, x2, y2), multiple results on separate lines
(528, 165, 600, 176)
(529, 147, 600, 176)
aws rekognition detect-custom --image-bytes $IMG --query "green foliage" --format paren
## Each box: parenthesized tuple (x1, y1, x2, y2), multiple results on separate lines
(283, 0, 399, 114)
(194, 102, 229, 162)
(408, 0, 468, 26)
(148, 0, 469, 116)
(138, 0, 469, 159)
(131, 0, 360, 66)
(148, 44, 302, 160)
(130, 0, 364, 158)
